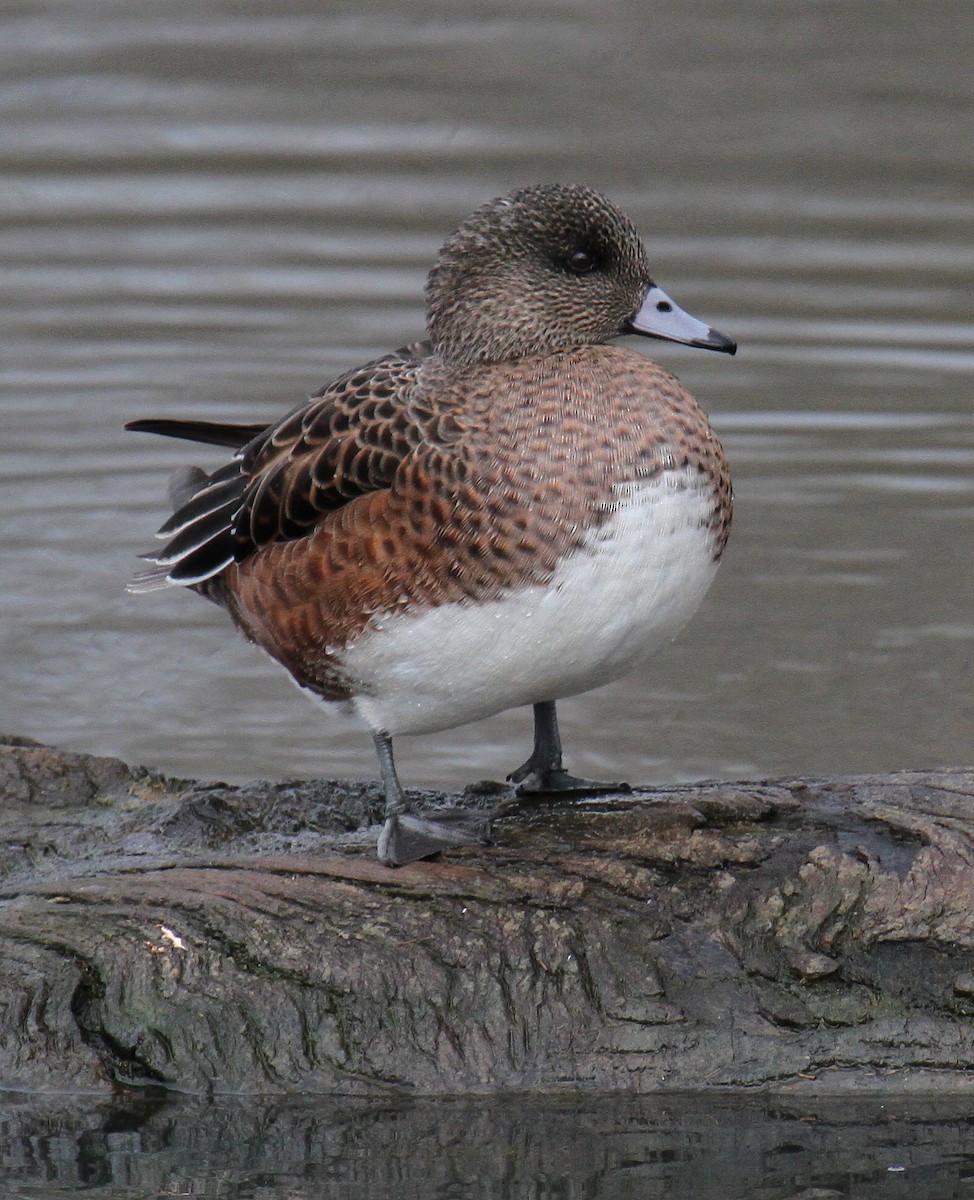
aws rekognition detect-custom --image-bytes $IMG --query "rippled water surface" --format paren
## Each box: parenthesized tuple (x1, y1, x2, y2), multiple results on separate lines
(5, 1092, 974, 1200)
(2, 2, 972, 795)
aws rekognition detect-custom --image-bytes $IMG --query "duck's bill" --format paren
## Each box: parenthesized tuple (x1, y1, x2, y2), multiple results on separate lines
(627, 285, 737, 355)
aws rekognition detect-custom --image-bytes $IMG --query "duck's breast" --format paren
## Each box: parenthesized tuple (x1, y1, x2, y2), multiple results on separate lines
(343, 464, 721, 736)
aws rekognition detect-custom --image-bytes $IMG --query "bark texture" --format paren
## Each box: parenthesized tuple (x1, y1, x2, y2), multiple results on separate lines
(3, 734, 974, 1096)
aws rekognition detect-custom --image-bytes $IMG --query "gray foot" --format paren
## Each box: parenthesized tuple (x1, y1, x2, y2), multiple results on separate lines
(508, 700, 631, 797)
(377, 809, 493, 868)
(507, 763, 630, 796)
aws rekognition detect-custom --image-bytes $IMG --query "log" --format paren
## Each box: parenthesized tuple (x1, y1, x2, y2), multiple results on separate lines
(3, 733, 974, 1097)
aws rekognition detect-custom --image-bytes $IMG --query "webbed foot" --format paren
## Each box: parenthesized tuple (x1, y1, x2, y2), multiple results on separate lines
(371, 731, 492, 867)
(378, 809, 493, 868)
(507, 763, 629, 795)
(507, 701, 630, 797)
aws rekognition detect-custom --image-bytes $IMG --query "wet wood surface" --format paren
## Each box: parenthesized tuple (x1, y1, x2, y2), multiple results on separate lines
(3, 734, 974, 1096)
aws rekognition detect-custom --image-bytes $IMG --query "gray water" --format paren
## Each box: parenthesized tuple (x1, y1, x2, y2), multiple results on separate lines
(2, 0, 974, 1192)
(4, 1092, 974, 1199)
(2, 1, 972, 795)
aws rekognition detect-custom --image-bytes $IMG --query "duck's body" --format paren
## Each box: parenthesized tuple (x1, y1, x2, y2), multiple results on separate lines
(128, 184, 735, 866)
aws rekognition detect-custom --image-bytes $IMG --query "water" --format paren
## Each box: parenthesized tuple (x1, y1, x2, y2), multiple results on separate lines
(4, 1092, 974, 1200)
(3, 0, 972, 794)
(1, 0, 973, 1187)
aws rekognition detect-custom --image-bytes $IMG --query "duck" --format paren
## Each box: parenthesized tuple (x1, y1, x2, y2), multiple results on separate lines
(126, 182, 736, 867)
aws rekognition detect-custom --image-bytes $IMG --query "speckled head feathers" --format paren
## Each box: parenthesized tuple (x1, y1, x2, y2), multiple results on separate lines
(425, 183, 652, 365)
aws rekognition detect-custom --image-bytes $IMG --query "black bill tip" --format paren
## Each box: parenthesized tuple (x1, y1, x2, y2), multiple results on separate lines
(692, 328, 737, 356)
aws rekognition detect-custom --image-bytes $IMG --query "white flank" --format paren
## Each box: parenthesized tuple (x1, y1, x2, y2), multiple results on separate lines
(340, 470, 720, 737)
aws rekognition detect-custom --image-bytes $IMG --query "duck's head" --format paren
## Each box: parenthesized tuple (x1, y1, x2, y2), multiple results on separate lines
(425, 182, 736, 365)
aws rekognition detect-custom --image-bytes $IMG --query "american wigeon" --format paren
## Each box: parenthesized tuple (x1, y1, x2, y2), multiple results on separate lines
(127, 183, 735, 866)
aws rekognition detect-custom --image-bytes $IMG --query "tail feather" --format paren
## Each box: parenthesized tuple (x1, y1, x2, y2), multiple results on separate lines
(126, 414, 268, 596)
(159, 463, 242, 536)
(125, 417, 267, 450)
(126, 563, 175, 594)
(151, 497, 242, 567)
(165, 465, 210, 513)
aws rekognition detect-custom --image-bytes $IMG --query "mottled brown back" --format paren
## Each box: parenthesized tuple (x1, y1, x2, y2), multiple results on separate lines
(221, 344, 731, 700)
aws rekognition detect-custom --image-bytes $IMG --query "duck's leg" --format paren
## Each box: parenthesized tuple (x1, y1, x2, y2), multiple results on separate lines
(373, 731, 491, 867)
(507, 701, 629, 795)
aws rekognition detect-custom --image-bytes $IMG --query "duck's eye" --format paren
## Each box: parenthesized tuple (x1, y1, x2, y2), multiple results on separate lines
(567, 249, 597, 274)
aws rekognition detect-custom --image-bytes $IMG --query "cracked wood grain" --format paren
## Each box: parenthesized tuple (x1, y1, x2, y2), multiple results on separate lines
(3, 735, 974, 1096)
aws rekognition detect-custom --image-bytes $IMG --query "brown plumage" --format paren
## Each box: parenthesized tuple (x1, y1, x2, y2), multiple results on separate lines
(127, 182, 736, 867)
(216, 347, 731, 702)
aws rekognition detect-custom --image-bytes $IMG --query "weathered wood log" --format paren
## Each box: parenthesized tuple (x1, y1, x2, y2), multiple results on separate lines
(3, 734, 974, 1096)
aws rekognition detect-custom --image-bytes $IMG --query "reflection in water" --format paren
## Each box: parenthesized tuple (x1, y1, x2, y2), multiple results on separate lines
(3, 1093, 974, 1199)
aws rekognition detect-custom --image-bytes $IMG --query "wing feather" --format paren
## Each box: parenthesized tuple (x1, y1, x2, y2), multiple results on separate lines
(128, 344, 432, 593)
